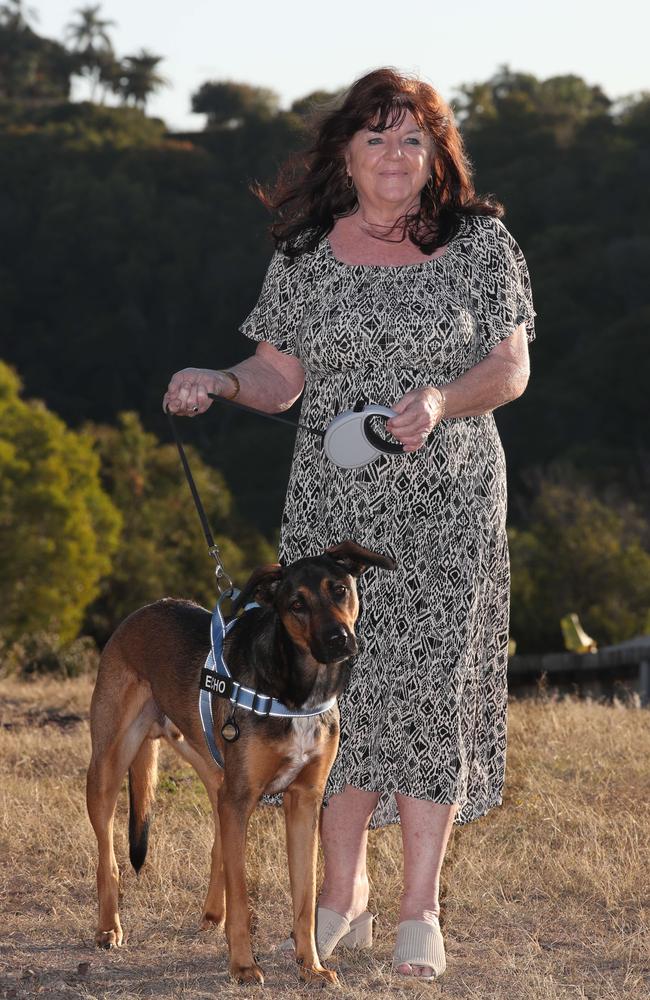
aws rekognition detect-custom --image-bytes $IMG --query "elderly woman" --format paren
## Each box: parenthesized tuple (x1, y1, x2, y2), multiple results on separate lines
(165, 67, 535, 979)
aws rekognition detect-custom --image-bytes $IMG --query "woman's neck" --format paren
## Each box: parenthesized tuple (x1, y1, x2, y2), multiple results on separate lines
(353, 199, 420, 231)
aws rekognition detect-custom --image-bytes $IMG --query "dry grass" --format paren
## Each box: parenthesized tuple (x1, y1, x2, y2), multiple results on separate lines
(0, 675, 648, 999)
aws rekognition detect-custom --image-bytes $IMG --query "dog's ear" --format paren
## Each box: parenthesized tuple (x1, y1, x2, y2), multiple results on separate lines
(232, 563, 284, 613)
(325, 540, 396, 577)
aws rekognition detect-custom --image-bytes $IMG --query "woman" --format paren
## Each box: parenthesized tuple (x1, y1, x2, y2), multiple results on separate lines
(164, 67, 535, 980)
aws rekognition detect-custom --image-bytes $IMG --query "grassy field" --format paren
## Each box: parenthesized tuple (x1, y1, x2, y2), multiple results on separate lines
(0, 675, 648, 1000)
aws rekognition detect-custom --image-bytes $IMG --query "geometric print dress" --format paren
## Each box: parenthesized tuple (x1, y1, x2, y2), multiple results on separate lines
(239, 214, 536, 827)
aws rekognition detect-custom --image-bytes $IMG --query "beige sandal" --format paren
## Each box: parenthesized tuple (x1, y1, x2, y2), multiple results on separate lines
(279, 907, 374, 959)
(392, 918, 446, 980)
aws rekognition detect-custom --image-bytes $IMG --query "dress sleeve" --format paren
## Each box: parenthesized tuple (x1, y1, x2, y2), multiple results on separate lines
(471, 218, 536, 359)
(238, 249, 306, 357)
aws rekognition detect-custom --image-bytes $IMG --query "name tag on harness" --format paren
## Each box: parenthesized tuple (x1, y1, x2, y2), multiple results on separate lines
(200, 669, 234, 700)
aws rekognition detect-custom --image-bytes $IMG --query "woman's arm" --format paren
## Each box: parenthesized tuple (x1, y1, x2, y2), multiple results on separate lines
(438, 324, 530, 418)
(164, 341, 306, 417)
(387, 325, 530, 451)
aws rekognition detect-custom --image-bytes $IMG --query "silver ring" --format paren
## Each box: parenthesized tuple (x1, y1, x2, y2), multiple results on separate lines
(192, 405, 199, 413)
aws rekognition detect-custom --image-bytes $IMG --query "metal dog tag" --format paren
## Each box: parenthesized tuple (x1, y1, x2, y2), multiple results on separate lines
(221, 716, 240, 743)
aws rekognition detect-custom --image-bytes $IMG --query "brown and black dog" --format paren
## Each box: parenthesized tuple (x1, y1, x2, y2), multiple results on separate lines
(86, 540, 395, 985)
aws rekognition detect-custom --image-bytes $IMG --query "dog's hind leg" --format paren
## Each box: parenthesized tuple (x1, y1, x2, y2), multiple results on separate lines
(164, 733, 225, 930)
(87, 652, 159, 950)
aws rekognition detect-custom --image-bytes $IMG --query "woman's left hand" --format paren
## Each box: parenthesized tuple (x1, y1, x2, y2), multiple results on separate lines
(386, 387, 445, 452)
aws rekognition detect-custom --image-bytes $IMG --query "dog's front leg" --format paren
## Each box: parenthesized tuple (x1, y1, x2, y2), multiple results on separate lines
(218, 787, 264, 985)
(284, 758, 338, 986)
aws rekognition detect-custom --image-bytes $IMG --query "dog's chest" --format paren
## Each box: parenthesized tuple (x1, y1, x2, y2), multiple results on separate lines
(265, 716, 323, 794)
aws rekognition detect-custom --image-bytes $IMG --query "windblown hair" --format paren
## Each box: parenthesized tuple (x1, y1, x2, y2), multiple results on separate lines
(251, 67, 503, 257)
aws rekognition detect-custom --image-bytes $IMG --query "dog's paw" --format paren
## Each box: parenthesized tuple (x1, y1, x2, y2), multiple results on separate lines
(95, 927, 122, 950)
(230, 962, 264, 985)
(199, 910, 225, 931)
(299, 964, 338, 987)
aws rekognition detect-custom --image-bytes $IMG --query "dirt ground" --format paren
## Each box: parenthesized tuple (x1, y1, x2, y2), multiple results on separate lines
(1, 675, 649, 999)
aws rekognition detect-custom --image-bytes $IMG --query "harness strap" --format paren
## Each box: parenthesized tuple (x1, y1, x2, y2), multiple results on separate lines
(198, 593, 337, 769)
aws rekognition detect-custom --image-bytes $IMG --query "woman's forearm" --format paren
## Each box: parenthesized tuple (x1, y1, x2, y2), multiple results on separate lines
(440, 348, 530, 419)
(219, 354, 304, 413)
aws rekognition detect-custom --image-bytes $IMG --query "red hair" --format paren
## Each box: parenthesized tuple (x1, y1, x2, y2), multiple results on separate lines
(251, 67, 503, 256)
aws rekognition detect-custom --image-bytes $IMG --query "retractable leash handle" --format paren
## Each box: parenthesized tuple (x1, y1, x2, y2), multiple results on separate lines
(206, 392, 403, 469)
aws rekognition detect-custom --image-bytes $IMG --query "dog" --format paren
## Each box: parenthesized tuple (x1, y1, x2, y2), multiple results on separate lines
(86, 540, 395, 985)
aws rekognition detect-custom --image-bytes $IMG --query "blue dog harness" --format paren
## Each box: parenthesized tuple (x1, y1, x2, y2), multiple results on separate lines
(198, 592, 337, 769)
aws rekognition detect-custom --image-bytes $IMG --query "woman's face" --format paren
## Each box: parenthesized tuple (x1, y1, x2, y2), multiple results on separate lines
(344, 109, 434, 211)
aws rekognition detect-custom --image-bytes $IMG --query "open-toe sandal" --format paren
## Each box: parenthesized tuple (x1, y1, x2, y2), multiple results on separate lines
(392, 917, 446, 980)
(279, 907, 374, 960)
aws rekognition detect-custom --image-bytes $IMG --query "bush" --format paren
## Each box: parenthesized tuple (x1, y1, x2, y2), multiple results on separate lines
(0, 631, 100, 678)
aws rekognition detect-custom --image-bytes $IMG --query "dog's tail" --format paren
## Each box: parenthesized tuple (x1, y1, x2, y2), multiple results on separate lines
(128, 739, 159, 874)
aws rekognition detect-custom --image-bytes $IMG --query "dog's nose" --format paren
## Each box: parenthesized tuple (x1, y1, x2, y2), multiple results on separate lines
(325, 626, 349, 655)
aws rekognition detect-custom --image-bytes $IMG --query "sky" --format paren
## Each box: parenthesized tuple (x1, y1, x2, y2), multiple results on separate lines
(38, 0, 649, 132)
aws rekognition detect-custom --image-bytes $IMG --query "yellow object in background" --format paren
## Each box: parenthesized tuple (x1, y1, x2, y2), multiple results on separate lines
(561, 613, 598, 654)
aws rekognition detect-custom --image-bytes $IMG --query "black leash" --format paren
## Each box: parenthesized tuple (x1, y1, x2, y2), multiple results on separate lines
(165, 405, 233, 593)
(206, 392, 324, 438)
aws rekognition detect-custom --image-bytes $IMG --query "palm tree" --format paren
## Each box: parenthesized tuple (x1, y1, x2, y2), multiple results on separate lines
(118, 50, 166, 111)
(0, 0, 39, 29)
(65, 4, 115, 101)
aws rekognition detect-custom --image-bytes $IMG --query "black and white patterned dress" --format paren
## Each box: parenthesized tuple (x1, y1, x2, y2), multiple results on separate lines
(239, 214, 536, 826)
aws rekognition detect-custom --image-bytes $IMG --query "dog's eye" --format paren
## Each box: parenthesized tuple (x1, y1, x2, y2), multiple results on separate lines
(290, 598, 306, 613)
(332, 584, 347, 599)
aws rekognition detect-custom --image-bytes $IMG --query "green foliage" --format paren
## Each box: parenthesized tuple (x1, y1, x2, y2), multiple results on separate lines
(289, 89, 344, 120)
(454, 64, 611, 147)
(84, 412, 275, 642)
(191, 80, 280, 128)
(509, 474, 650, 653)
(0, 630, 99, 677)
(0, 22, 75, 99)
(117, 49, 167, 110)
(0, 99, 166, 147)
(0, 362, 121, 643)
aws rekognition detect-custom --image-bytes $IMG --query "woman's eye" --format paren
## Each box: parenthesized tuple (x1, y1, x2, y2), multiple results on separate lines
(367, 137, 383, 145)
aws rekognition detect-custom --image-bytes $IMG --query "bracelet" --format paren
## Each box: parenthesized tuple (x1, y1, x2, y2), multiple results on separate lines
(217, 370, 240, 400)
(433, 386, 446, 421)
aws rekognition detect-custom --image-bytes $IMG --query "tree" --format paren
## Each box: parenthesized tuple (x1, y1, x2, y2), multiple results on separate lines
(0, 362, 121, 642)
(0, 0, 38, 30)
(509, 473, 650, 653)
(84, 412, 275, 642)
(191, 80, 280, 128)
(454, 64, 611, 147)
(0, 20, 74, 100)
(289, 89, 343, 120)
(117, 49, 166, 110)
(65, 3, 115, 102)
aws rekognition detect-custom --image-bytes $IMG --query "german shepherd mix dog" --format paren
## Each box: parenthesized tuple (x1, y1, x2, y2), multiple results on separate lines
(87, 541, 395, 985)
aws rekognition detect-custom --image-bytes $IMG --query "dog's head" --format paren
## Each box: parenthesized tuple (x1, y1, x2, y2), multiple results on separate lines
(234, 540, 396, 664)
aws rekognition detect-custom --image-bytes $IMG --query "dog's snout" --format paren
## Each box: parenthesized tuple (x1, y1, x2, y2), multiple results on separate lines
(324, 625, 358, 660)
(326, 626, 349, 653)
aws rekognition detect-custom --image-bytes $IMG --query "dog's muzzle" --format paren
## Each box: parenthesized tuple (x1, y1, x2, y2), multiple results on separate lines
(317, 626, 358, 663)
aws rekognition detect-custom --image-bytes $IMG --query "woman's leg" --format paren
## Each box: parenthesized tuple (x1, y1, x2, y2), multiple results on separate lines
(394, 794, 458, 976)
(318, 784, 380, 920)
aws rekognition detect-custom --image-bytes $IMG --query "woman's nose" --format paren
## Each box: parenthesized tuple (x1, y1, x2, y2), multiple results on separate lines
(384, 140, 403, 159)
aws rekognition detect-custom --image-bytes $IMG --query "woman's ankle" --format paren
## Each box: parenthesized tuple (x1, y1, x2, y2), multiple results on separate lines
(398, 901, 440, 924)
(318, 875, 369, 923)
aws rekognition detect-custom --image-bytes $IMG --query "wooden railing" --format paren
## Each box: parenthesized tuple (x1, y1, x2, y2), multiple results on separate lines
(508, 636, 650, 705)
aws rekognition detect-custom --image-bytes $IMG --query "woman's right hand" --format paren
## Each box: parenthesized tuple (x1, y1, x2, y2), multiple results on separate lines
(163, 368, 228, 416)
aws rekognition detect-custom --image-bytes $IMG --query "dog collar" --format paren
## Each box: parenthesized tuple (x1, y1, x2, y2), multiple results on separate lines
(198, 592, 337, 769)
